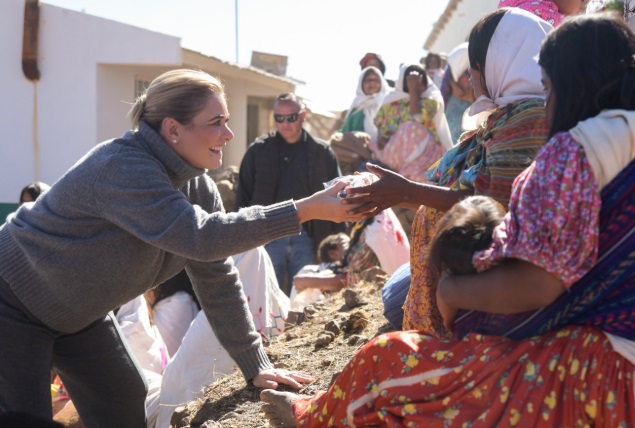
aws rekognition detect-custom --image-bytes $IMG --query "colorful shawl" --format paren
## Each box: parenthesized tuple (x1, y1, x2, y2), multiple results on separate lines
(453, 155, 635, 340)
(426, 97, 548, 208)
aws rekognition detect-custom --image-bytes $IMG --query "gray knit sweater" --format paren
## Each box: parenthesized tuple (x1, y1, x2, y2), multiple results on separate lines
(0, 121, 301, 380)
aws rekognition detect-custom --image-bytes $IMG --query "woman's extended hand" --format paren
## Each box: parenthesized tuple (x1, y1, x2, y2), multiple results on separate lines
(253, 368, 316, 390)
(295, 180, 363, 224)
(342, 163, 412, 215)
(406, 73, 425, 96)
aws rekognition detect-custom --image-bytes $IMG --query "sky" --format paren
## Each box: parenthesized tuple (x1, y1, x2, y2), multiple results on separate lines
(43, 0, 448, 112)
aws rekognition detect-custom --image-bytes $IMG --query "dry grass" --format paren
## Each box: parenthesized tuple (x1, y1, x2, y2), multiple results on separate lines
(171, 272, 394, 427)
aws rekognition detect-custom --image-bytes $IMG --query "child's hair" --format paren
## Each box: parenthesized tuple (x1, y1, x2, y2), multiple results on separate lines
(428, 196, 505, 275)
(538, 13, 635, 137)
(19, 181, 50, 204)
(317, 233, 350, 263)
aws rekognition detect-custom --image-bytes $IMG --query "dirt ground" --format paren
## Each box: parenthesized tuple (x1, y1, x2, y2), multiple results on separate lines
(170, 268, 395, 428)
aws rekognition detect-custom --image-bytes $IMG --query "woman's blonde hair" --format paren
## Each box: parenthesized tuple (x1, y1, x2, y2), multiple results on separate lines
(129, 69, 226, 131)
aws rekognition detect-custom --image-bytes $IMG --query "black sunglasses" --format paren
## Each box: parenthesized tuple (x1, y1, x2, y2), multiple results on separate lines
(274, 113, 301, 123)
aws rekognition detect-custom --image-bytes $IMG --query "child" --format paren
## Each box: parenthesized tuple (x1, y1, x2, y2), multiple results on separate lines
(498, 0, 587, 26)
(405, 196, 505, 339)
(316, 232, 350, 272)
(428, 196, 505, 276)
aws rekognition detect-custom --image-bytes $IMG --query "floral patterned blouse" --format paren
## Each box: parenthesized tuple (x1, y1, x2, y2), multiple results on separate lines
(498, 0, 564, 27)
(374, 97, 440, 144)
(473, 131, 601, 287)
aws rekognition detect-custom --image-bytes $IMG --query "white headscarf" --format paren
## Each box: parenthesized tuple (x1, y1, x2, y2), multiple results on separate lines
(464, 8, 553, 129)
(447, 42, 469, 82)
(381, 63, 414, 106)
(347, 66, 390, 140)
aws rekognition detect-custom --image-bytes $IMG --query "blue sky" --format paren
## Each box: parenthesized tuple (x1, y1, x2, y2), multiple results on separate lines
(43, 0, 447, 111)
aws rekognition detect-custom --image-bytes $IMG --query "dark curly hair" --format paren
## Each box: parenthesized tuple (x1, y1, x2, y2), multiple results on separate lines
(427, 196, 505, 275)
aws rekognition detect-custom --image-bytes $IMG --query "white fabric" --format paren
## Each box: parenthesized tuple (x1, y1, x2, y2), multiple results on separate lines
(428, 68, 445, 88)
(605, 333, 635, 366)
(427, 85, 454, 150)
(289, 287, 326, 310)
(144, 369, 163, 428)
(464, 8, 552, 130)
(569, 109, 635, 190)
(347, 66, 390, 141)
(116, 296, 168, 376)
(154, 246, 289, 428)
(447, 42, 469, 82)
(289, 263, 334, 309)
(363, 208, 410, 275)
(152, 291, 199, 357)
(603, 332, 635, 403)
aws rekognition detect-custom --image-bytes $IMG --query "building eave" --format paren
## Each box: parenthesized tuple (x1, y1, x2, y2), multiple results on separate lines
(423, 0, 462, 51)
(182, 48, 300, 91)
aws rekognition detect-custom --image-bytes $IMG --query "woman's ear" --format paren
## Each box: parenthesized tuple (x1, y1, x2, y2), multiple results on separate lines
(160, 117, 180, 144)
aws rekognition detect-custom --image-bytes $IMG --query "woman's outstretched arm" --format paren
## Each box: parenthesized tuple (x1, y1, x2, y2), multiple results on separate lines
(343, 163, 473, 215)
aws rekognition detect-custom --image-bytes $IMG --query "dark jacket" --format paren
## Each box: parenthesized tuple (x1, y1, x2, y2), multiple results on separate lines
(235, 130, 345, 250)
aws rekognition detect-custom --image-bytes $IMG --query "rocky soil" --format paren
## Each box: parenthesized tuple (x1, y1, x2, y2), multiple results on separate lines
(170, 267, 395, 427)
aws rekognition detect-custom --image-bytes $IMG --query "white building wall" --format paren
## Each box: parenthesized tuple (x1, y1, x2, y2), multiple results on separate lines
(0, 0, 181, 207)
(427, 0, 499, 54)
(1, 1, 298, 219)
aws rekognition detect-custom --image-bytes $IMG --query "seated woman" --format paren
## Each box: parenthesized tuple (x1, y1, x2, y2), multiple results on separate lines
(0, 68, 359, 425)
(364, 7, 551, 336)
(261, 13, 635, 427)
(331, 66, 390, 175)
(370, 63, 453, 185)
(339, 66, 390, 142)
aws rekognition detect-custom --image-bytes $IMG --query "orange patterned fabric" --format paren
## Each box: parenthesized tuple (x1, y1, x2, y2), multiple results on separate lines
(402, 206, 448, 337)
(293, 326, 635, 427)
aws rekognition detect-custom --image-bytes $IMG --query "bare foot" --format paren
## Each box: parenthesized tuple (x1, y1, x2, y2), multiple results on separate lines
(260, 389, 301, 427)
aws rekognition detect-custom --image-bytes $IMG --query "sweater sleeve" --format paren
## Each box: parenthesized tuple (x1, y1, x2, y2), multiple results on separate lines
(185, 257, 272, 381)
(94, 156, 301, 262)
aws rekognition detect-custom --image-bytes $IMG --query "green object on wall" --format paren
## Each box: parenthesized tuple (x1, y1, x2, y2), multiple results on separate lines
(0, 203, 18, 222)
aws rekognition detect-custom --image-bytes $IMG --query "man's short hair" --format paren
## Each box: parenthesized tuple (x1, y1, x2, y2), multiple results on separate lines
(275, 93, 305, 111)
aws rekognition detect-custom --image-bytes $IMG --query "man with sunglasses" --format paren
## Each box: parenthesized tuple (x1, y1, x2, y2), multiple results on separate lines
(235, 93, 344, 295)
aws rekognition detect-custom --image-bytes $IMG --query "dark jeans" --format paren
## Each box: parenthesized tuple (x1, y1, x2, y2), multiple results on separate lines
(381, 262, 411, 329)
(0, 276, 147, 427)
(265, 230, 316, 295)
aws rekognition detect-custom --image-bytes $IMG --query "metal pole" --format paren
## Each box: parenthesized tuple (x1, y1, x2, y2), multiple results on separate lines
(235, 0, 239, 64)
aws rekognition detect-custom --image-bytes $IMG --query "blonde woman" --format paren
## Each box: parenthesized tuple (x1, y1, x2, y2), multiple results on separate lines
(0, 69, 358, 425)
